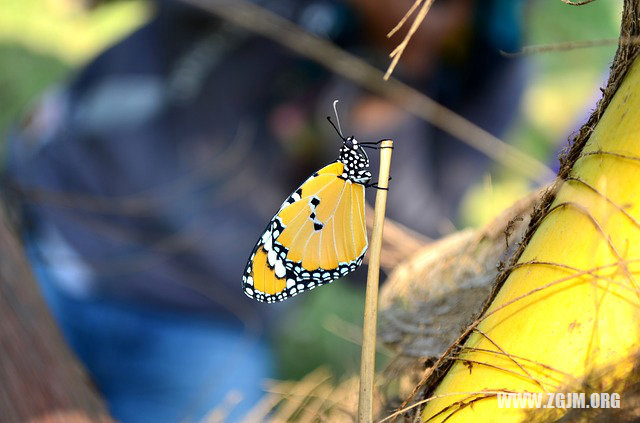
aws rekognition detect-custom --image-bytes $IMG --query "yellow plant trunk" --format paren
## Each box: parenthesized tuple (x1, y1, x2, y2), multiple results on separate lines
(421, 57, 640, 421)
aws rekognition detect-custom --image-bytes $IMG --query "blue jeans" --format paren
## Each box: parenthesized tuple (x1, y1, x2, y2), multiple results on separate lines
(26, 240, 273, 423)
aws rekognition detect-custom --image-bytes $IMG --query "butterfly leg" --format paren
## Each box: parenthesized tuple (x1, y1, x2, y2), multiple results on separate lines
(365, 176, 392, 191)
(360, 140, 394, 150)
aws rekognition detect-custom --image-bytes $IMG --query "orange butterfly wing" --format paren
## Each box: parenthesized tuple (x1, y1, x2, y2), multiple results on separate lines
(242, 161, 368, 303)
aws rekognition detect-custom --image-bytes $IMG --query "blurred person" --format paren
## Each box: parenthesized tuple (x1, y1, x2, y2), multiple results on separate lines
(2, 0, 525, 421)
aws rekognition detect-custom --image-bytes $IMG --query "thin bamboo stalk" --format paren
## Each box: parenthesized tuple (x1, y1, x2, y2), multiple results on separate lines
(358, 140, 394, 422)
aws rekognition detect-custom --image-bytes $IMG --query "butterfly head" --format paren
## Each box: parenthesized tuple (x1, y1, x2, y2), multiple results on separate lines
(327, 102, 371, 184)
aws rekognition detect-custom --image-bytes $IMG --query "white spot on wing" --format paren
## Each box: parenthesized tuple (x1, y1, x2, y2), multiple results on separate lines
(261, 229, 272, 245)
(274, 260, 286, 278)
(264, 234, 273, 251)
(267, 249, 277, 266)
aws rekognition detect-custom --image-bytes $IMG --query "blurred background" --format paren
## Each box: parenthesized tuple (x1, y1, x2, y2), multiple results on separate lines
(0, 0, 623, 421)
(0, 0, 623, 224)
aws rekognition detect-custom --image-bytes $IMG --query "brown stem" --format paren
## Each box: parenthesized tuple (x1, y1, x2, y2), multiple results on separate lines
(0, 203, 112, 422)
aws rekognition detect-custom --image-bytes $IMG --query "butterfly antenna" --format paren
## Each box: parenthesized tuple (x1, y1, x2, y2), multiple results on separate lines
(327, 117, 346, 141)
(332, 100, 345, 139)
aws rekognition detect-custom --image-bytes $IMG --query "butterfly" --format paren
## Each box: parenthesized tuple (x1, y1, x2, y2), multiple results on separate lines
(242, 101, 386, 303)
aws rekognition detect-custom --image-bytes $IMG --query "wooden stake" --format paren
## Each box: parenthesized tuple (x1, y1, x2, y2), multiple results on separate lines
(358, 139, 394, 422)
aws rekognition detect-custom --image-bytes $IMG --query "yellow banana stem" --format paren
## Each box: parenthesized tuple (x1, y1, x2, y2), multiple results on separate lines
(421, 56, 640, 422)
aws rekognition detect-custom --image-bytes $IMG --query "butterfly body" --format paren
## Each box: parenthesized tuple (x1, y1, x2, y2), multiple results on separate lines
(243, 136, 371, 303)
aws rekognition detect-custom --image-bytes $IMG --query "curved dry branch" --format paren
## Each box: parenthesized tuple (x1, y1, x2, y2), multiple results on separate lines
(179, 0, 554, 183)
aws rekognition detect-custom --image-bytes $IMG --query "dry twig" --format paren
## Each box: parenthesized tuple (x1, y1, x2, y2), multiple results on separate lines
(179, 0, 554, 184)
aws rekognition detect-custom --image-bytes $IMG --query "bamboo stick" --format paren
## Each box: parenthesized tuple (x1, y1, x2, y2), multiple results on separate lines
(358, 139, 394, 422)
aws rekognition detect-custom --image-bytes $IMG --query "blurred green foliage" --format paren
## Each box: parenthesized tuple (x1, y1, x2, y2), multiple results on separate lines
(0, 0, 149, 64)
(0, 44, 68, 145)
(0, 0, 626, 383)
(460, 1, 622, 227)
(0, 0, 148, 144)
(272, 279, 389, 381)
